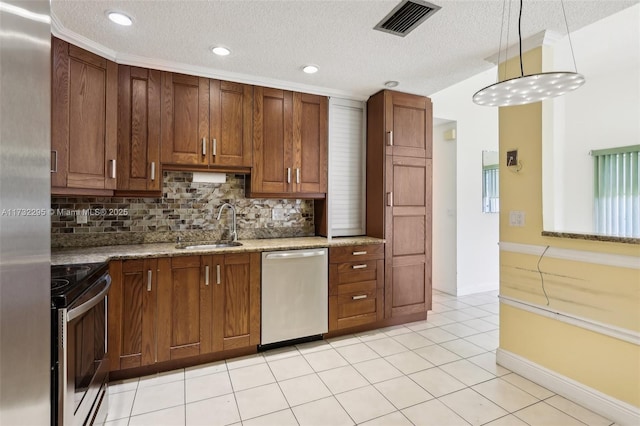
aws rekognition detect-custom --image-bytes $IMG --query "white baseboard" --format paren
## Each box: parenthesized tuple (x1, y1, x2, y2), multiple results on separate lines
(497, 348, 640, 426)
(456, 282, 499, 296)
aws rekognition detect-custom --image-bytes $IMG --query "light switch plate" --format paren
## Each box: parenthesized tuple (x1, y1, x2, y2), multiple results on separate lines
(509, 210, 525, 227)
(507, 150, 518, 167)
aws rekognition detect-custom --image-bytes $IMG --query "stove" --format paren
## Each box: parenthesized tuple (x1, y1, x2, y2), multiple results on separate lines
(51, 262, 109, 309)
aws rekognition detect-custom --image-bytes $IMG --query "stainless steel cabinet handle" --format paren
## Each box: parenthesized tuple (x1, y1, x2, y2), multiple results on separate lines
(150, 162, 156, 181)
(205, 266, 210, 286)
(287, 168, 291, 184)
(387, 192, 393, 207)
(202, 137, 207, 155)
(110, 159, 116, 178)
(147, 270, 152, 292)
(296, 168, 300, 184)
(212, 138, 217, 156)
(51, 150, 58, 173)
(387, 131, 393, 146)
(352, 264, 367, 270)
(352, 251, 367, 256)
(352, 294, 367, 300)
(216, 265, 221, 284)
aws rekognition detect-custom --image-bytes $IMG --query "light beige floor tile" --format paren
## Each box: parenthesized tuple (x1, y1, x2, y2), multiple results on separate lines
(482, 314, 500, 326)
(440, 323, 480, 338)
(335, 385, 396, 423)
(392, 332, 435, 350)
(261, 346, 301, 362)
(137, 369, 184, 388)
(414, 344, 461, 365)
(326, 334, 362, 348)
(514, 401, 585, 426)
(545, 395, 612, 426)
(477, 303, 500, 314)
(405, 320, 437, 332)
(472, 378, 539, 412)
(374, 376, 433, 409)
(104, 418, 130, 426)
(418, 328, 459, 343)
(295, 339, 333, 354)
(268, 354, 314, 381)
(336, 343, 380, 364)
(292, 396, 354, 426)
(242, 409, 299, 426)
(109, 377, 139, 394)
(353, 358, 403, 383)
(228, 363, 275, 391)
(423, 313, 456, 327)
(185, 370, 233, 403)
(279, 373, 332, 406)
(464, 333, 499, 351)
(384, 351, 434, 375)
(359, 411, 413, 426)
(440, 339, 486, 358)
(458, 307, 492, 319)
(439, 388, 508, 426)
(440, 300, 472, 310)
(483, 414, 529, 425)
(409, 367, 466, 398)
(440, 310, 475, 322)
(234, 383, 289, 420)
(402, 399, 469, 426)
(501, 373, 555, 399)
(365, 337, 409, 357)
(467, 352, 510, 376)
(356, 329, 389, 342)
(439, 359, 495, 386)
(106, 389, 136, 421)
(303, 348, 349, 372)
(131, 380, 184, 416)
(128, 405, 185, 426)
(317, 365, 369, 394)
(186, 393, 239, 426)
(380, 325, 413, 337)
(185, 360, 227, 379)
(461, 318, 498, 332)
(225, 353, 265, 370)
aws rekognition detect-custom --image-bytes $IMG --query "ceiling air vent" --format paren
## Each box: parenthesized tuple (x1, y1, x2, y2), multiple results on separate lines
(374, 0, 441, 37)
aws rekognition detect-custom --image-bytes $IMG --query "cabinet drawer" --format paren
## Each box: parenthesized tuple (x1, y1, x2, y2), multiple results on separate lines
(337, 280, 376, 295)
(338, 290, 377, 318)
(330, 244, 384, 263)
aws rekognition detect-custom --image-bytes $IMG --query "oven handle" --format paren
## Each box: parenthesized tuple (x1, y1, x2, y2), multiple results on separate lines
(67, 276, 111, 322)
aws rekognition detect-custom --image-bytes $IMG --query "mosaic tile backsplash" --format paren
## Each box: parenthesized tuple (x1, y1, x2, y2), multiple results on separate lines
(51, 172, 315, 248)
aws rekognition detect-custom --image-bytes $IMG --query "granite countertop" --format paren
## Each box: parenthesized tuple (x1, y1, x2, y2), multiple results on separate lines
(51, 236, 385, 265)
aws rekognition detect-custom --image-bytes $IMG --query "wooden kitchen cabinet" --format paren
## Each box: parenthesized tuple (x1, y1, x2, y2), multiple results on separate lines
(117, 65, 161, 194)
(51, 37, 117, 194)
(367, 90, 433, 319)
(328, 244, 385, 331)
(108, 259, 158, 371)
(160, 72, 253, 169)
(248, 86, 327, 198)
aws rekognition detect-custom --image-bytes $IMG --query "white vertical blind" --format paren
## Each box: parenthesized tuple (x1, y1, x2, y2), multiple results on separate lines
(482, 166, 499, 213)
(328, 98, 366, 237)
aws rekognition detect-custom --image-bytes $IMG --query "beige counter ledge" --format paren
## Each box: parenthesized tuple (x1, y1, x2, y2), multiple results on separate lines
(51, 236, 384, 265)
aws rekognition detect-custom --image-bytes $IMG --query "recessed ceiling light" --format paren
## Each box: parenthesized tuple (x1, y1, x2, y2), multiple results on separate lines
(302, 65, 319, 74)
(384, 81, 399, 88)
(212, 46, 231, 56)
(107, 11, 132, 26)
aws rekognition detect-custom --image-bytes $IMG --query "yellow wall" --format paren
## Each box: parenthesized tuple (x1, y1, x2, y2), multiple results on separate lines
(499, 47, 640, 407)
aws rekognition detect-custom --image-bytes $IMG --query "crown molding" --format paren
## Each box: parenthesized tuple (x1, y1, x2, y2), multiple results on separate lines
(49, 12, 367, 101)
(483, 29, 564, 65)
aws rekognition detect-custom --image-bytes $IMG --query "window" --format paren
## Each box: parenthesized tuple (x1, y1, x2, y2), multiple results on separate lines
(592, 145, 640, 237)
(482, 164, 499, 213)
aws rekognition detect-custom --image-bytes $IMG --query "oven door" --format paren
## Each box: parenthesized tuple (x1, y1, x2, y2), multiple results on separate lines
(58, 274, 111, 426)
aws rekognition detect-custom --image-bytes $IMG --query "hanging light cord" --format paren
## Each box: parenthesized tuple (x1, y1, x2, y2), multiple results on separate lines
(560, 0, 579, 73)
(518, 0, 524, 77)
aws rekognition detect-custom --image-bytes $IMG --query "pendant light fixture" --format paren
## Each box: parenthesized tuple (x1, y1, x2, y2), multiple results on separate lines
(473, 0, 585, 107)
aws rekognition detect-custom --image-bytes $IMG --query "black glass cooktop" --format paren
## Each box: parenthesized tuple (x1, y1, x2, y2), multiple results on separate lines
(51, 262, 109, 308)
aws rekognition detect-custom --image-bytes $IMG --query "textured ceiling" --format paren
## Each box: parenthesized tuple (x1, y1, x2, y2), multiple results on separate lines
(51, 0, 637, 99)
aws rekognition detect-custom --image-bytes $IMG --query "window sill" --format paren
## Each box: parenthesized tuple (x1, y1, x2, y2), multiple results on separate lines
(541, 231, 640, 245)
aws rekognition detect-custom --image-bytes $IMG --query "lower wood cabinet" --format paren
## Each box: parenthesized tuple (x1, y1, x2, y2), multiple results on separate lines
(108, 252, 260, 372)
(328, 244, 384, 331)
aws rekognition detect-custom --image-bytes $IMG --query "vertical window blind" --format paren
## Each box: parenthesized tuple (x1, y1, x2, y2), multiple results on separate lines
(592, 145, 640, 238)
(328, 98, 366, 236)
(482, 165, 499, 213)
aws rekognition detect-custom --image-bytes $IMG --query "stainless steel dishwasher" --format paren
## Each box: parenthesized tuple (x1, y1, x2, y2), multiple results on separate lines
(261, 248, 328, 345)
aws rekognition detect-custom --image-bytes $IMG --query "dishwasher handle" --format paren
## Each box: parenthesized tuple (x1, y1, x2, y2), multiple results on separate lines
(265, 250, 326, 260)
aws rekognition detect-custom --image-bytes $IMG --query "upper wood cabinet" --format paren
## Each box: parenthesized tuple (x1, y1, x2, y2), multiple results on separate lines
(249, 87, 327, 198)
(385, 91, 432, 159)
(117, 65, 161, 193)
(160, 72, 253, 169)
(51, 37, 117, 194)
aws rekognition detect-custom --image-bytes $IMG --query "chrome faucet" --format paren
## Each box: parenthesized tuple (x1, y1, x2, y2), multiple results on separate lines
(216, 203, 237, 242)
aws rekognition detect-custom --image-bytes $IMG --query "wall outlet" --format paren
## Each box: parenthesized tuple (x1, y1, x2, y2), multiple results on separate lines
(76, 210, 88, 224)
(272, 208, 287, 221)
(506, 150, 518, 167)
(509, 210, 525, 227)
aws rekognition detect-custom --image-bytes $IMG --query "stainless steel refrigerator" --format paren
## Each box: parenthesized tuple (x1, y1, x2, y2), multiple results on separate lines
(0, 0, 51, 424)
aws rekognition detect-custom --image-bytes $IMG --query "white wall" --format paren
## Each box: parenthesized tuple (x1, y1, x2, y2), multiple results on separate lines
(543, 4, 640, 234)
(432, 120, 457, 295)
(430, 68, 500, 296)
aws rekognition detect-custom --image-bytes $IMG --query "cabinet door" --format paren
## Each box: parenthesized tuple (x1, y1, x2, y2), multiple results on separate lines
(51, 38, 117, 191)
(210, 80, 253, 167)
(385, 156, 432, 317)
(385, 91, 432, 159)
(211, 253, 260, 351)
(160, 73, 209, 165)
(251, 86, 293, 193)
(107, 259, 157, 372)
(117, 66, 161, 192)
(293, 93, 328, 194)
(157, 256, 212, 361)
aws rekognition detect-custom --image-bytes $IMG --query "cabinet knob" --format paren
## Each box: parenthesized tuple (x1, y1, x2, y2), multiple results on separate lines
(387, 131, 393, 146)
(110, 159, 116, 179)
(212, 138, 217, 157)
(352, 251, 367, 256)
(150, 162, 156, 181)
(216, 264, 221, 285)
(51, 150, 58, 173)
(387, 192, 393, 207)
(352, 264, 367, 270)
(287, 168, 291, 184)
(205, 265, 210, 286)
(147, 270, 152, 292)
(296, 168, 300, 184)
(202, 137, 207, 156)
(352, 294, 367, 300)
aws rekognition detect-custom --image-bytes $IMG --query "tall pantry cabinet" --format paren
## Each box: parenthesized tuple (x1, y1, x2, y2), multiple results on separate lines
(366, 90, 433, 319)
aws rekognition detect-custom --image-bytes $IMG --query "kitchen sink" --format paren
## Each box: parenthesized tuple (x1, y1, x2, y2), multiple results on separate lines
(175, 241, 242, 249)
